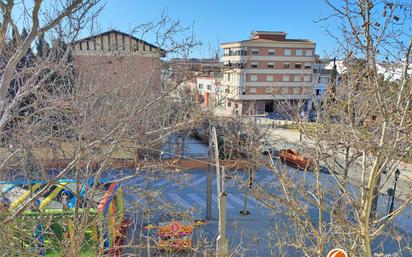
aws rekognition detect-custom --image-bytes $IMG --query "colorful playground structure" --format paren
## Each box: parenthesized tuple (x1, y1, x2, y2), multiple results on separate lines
(144, 219, 206, 252)
(0, 178, 129, 256)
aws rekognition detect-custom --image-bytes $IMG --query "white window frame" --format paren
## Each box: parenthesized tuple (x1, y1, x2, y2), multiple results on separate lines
(283, 63, 291, 69)
(295, 63, 302, 69)
(250, 75, 258, 82)
(265, 87, 273, 94)
(282, 75, 290, 82)
(282, 87, 289, 94)
(198, 84, 204, 90)
(304, 63, 311, 69)
(252, 48, 259, 56)
(266, 75, 274, 82)
(304, 75, 311, 82)
(294, 75, 301, 82)
(296, 50, 303, 56)
(250, 87, 257, 94)
(267, 62, 274, 68)
(207, 84, 212, 90)
(251, 62, 258, 68)
(284, 49, 291, 56)
(306, 49, 313, 56)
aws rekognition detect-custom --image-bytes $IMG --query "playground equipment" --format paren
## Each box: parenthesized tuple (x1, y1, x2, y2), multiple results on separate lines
(144, 219, 206, 252)
(0, 179, 128, 256)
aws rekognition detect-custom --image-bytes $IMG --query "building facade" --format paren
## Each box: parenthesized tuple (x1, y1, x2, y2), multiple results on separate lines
(221, 31, 316, 115)
(71, 30, 165, 98)
(195, 76, 222, 107)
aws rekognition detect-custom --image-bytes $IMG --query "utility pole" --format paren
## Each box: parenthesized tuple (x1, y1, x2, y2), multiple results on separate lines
(206, 125, 213, 220)
(212, 127, 228, 257)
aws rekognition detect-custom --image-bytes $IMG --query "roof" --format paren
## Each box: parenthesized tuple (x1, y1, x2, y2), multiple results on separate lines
(72, 29, 166, 54)
(221, 37, 314, 46)
(252, 31, 287, 35)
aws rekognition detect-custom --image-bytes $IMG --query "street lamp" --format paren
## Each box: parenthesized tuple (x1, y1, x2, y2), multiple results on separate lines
(388, 169, 400, 218)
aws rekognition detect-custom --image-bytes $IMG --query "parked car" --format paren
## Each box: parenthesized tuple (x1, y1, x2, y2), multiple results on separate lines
(279, 149, 313, 170)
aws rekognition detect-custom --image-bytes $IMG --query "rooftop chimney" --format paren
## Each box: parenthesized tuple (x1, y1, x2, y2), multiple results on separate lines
(251, 31, 287, 41)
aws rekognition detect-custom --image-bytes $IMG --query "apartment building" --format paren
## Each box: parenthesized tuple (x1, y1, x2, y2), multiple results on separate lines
(72, 30, 165, 98)
(221, 31, 316, 115)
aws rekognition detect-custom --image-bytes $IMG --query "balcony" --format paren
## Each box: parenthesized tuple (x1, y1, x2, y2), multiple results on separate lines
(223, 62, 246, 69)
(223, 50, 248, 57)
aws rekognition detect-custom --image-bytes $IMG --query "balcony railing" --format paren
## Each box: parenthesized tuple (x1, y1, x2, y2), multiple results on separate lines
(223, 50, 248, 56)
(223, 62, 246, 69)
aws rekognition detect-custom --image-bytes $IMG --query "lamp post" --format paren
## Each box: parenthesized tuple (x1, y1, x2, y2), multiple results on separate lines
(388, 169, 400, 218)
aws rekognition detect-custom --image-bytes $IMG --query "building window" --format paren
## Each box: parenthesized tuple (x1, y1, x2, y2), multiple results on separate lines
(198, 84, 204, 90)
(316, 89, 320, 96)
(266, 87, 273, 94)
(251, 62, 258, 68)
(306, 49, 313, 56)
(282, 75, 290, 82)
(284, 49, 291, 56)
(268, 49, 275, 56)
(304, 75, 311, 82)
(266, 75, 274, 82)
(295, 63, 302, 69)
(296, 50, 303, 56)
(250, 88, 257, 94)
(304, 63, 311, 69)
(235, 103, 238, 108)
(252, 48, 259, 56)
(321, 77, 329, 84)
(294, 75, 301, 82)
(282, 87, 289, 94)
(228, 102, 231, 107)
(283, 63, 291, 69)
(293, 88, 300, 94)
(250, 75, 258, 82)
(207, 85, 212, 90)
(267, 62, 274, 68)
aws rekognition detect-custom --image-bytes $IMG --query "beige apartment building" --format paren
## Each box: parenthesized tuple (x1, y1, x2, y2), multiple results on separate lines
(221, 31, 316, 115)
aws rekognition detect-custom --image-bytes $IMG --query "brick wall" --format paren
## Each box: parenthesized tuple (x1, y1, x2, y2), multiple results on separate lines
(74, 54, 162, 98)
